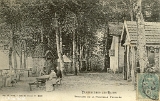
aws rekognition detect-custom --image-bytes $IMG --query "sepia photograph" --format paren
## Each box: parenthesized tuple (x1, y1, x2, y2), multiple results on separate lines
(0, 0, 160, 101)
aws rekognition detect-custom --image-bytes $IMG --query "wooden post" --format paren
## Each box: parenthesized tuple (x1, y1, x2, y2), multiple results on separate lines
(154, 47, 159, 68)
(127, 45, 130, 80)
(159, 48, 160, 70)
(40, 26, 43, 43)
(71, 16, 77, 75)
(73, 28, 77, 75)
(136, 0, 147, 73)
(59, 26, 65, 74)
(124, 45, 127, 80)
(131, 46, 135, 84)
(20, 41, 22, 68)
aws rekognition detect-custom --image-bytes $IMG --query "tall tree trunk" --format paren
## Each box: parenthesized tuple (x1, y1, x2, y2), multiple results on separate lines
(12, 32, 17, 69)
(40, 26, 43, 43)
(55, 16, 64, 76)
(88, 50, 91, 71)
(9, 26, 17, 69)
(102, 1, 108, 72)
(56, 29, 61, 70)
(59, 26, 65, 74)
(103, 30, 106, 71)
(84, 36, 88, 72)
(79, 44, 83, 71)
(73, 29, 77, 75)
(24, 51, 26, 69)
(103, 22, 109, 72)
(129, 0, 134, 21)
(84, 47, 90, 71)
(76, 35, 79, 72)
(13, 50, 17, 69)
(9, 47, 12, 69)
(136, 0, 148, 73)
(60, 27, 63, 54)
(20, 41, 22, 68)
(23, 41, 26, 69)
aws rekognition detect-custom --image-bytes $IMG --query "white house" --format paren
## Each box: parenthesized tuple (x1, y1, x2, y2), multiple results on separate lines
(109, 22, 124, 73)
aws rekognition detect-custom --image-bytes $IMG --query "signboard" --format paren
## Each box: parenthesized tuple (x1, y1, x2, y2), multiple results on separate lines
(109, 50, 115, 56)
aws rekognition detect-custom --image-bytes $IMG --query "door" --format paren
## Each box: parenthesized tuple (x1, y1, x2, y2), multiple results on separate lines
(44, 59, 53, 75)
(124, 46, 127, 80)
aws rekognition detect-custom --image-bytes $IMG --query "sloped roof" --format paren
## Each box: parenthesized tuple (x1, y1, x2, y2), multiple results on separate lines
(121, 21, 160, 45)
(109, 22, 123, 36)
(33, 43, 58, 59)
(58, 55, 72, 62)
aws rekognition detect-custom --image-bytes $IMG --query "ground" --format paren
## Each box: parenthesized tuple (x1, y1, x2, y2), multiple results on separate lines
(0, 73, 136, 101)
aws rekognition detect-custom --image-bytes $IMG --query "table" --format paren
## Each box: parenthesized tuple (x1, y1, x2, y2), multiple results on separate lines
(36, 75, 50, 83)
(36, 75, 50, 88)
(36, 75, 50, 80)
(29, 75, 50, 91)
(29, 82, 42, 91)
(25, 69, 31, 77)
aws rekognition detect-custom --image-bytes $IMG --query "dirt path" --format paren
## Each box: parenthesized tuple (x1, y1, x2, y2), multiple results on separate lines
(0, 73, 136, 101)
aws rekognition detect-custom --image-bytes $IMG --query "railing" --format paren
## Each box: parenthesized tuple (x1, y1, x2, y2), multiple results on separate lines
(0, 68, 32, 87)
(0, 68, 32, 79)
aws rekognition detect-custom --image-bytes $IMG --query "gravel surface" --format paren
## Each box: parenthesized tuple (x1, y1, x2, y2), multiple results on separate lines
(0, 73, 136, 101)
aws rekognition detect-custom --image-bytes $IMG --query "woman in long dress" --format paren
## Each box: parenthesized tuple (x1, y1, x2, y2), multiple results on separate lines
(45, 70, 57, 91)
(2, 70, 8, 87)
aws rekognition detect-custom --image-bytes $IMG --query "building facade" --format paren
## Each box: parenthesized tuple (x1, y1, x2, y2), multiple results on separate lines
(121, 21, 160, 81)
(109, 22, 124, 73)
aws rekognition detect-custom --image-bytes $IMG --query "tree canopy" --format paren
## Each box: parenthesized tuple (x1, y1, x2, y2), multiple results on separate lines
(0, 0, 160, 72)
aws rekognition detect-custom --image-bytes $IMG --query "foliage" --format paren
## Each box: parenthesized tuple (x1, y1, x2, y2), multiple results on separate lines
(90, 54, 104, 71)
(0, 0, 160, 71)
(142, 0, 160, 21)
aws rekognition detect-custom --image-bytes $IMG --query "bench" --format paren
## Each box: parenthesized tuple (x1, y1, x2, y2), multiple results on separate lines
(29, 78, 62, 91)
(50, 78, 62, 89)
(49, 78, 62, 88)
(56, 78, 62, 86)
(28, 82, 43, 91)
(45, 78, 62, 91)
(11, 79, 18, 87)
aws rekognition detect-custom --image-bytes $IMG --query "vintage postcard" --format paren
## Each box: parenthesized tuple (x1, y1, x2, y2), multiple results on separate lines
(0, 0, 160, 101)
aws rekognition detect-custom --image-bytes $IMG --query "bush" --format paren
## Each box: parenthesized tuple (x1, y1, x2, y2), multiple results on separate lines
(90, 55, 104, 72)
(145, 67, 159, 73)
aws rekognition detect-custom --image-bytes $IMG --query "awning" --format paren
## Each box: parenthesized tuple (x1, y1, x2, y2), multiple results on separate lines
(58, 55, 72, 62)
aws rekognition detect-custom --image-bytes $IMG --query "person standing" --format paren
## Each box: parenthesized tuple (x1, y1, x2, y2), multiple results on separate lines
(39, 67, 47, 76)
(6, 69, 15, 87)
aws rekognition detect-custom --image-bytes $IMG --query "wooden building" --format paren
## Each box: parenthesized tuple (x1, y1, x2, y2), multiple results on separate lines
(32, 43, 57, 76)
(58, 54, 72, 73)
(121, 21, 160, 81)
(109, 22, 124, 73)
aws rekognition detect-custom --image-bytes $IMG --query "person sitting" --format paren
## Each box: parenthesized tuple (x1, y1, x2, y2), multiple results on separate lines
(45, 70, 57, 92)
(40, 67, 47, 76)
(56, 68, 62, 85)
(49, 70, 57, 80)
